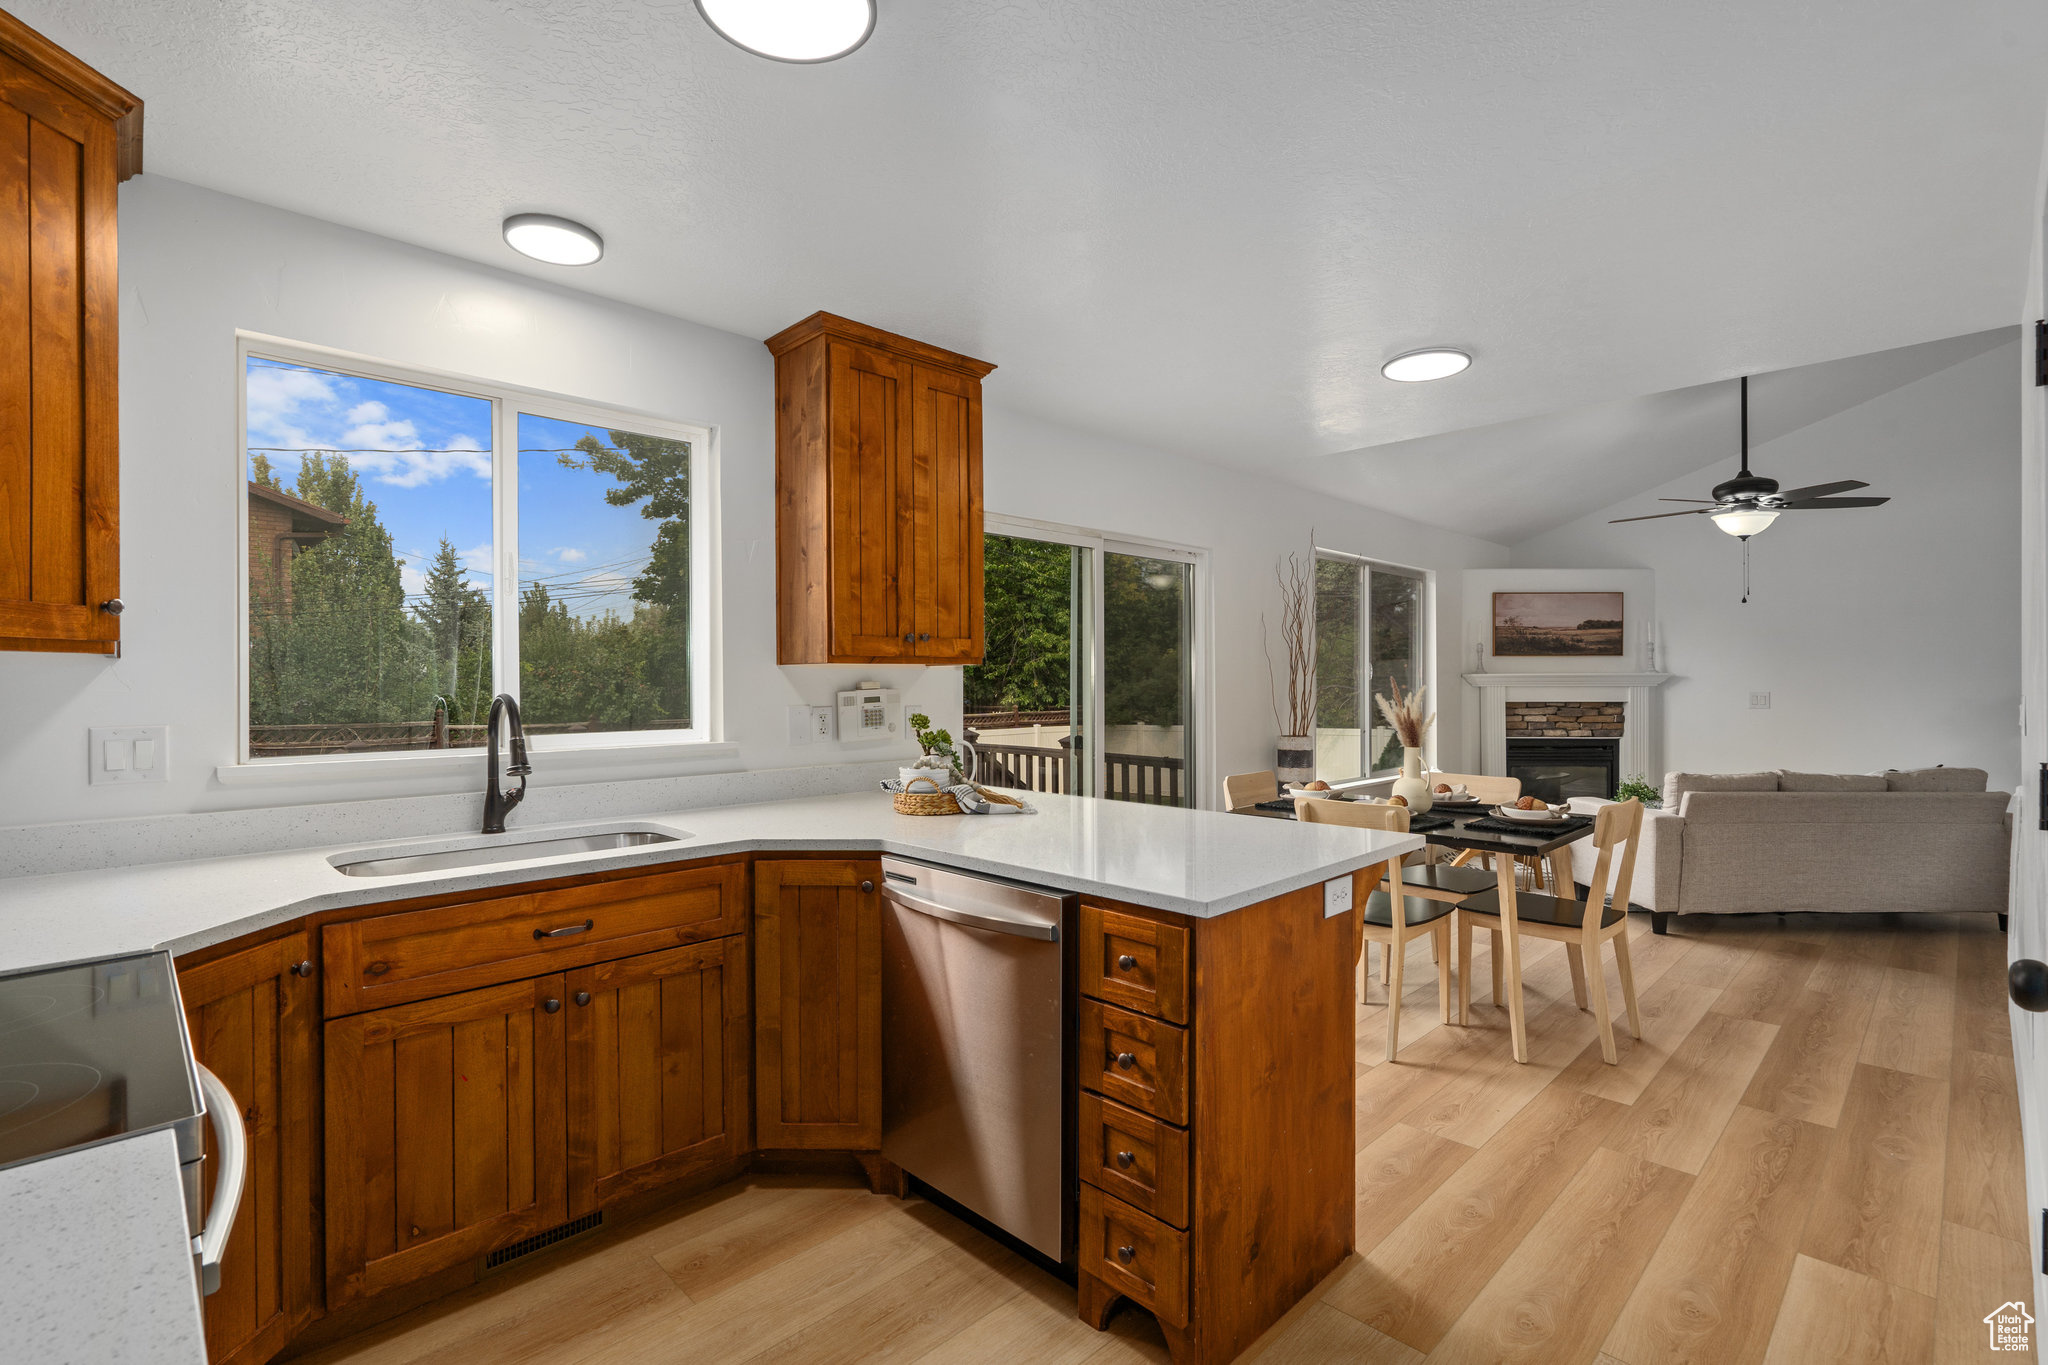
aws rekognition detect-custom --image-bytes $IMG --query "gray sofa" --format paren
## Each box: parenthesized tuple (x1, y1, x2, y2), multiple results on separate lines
(1566, 767, 2011, 933)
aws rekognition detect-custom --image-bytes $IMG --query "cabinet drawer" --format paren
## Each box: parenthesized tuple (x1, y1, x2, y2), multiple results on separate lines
(1079, 1092, 1188, 1228)
(1079, 1184, 1188, 1327)
(1079, 904, 1188, 1023)
(323, 863, 745, 1015)
(1079, 999, 1188, 1126)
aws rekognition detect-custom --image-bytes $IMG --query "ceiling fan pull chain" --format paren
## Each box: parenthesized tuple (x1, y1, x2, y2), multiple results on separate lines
(1741, 538, 1751, 604)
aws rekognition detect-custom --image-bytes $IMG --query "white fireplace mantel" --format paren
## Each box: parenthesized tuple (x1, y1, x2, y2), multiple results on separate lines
(1460, 671, 1677, 783)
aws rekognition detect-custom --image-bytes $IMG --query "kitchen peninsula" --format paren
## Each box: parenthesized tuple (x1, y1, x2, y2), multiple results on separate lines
(0, 790, 1419, 1365)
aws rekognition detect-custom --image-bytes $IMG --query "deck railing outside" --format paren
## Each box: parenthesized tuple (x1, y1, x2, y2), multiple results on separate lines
(967, 731, 1187, 807)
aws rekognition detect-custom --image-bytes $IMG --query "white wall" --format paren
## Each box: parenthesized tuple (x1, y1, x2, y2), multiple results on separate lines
(980, 408, 1510, 796)
(1513, 335, 2022, 791)
(0, 176, 1510, 839)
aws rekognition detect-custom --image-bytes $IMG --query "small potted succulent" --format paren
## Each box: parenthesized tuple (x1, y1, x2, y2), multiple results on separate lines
(904, 713, 963, 787)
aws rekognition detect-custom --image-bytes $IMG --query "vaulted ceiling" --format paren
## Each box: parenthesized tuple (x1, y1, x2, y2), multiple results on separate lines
(31, 1, 2048, 540)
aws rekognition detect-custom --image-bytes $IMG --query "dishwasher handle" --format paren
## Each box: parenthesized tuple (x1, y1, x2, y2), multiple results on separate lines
(193, 1063, 248, 1296)
(881, 884, 1060, 941)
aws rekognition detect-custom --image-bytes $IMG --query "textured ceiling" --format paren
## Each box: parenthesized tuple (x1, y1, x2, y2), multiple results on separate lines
(27, 1, 2048, 540)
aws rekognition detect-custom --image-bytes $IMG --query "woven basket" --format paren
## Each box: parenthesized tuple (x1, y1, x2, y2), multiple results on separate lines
(892, 777, 1029, 817)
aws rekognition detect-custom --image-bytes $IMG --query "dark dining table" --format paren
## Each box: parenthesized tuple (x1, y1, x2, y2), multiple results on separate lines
(1237, 796, 1598, 1063)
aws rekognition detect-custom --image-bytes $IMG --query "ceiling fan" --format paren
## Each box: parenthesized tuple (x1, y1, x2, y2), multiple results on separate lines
(1610, 375, 1890, 538)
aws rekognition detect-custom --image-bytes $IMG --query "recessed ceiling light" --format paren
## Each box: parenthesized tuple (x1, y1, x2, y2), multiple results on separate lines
(1381, 349, 1472, 382)
(502, 214, 603, 266)
(695, 0, 876, 63)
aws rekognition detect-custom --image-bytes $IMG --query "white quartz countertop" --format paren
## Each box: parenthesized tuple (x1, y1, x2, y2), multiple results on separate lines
(0, 1129, 209, 1365)
(0, 790, 1422, 973)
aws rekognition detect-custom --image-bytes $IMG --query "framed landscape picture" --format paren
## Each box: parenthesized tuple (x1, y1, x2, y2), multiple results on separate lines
(1492, 591, 1625, 657)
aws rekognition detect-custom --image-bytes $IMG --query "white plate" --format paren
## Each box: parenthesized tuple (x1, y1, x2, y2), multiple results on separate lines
(1492, 803, 1567, 822)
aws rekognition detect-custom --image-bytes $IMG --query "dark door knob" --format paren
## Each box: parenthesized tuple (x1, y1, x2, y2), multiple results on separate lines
(291, 960, 313, 978)
(574, 991, 591, 1007)
(2011, 959, 2048, 1012)
(1114, 1052, 1136, 1070)
(542, 997, 562, 1014)
(1117, 954, 1137, 971)
(860, 880, 874, 893)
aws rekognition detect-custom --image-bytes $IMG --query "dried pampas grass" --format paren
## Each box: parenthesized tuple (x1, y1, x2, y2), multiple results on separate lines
(1374, 678, 1434, 750)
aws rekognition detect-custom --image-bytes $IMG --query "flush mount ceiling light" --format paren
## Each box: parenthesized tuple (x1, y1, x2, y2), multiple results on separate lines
(694, 0, 876, 62)
(1380, 348, 1471, 382)
(502, 213, 603, 266)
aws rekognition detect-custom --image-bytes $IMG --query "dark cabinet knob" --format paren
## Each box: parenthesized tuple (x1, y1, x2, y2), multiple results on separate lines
(902, 633, 912, 644)
(1115, 1150, 1135, 1168)
(2011, 959, 2048, 1012)
(574, 991, 591, 1007)
(918, 633, 930, 642)
(1117, 954, 1137, 971)
(1114, 1052, 1136, 1070)
(542, 998, 562, 1014)
(860, 880, 874, 893)
(100, 598, 123, 615)
(291, 960, 313, 978)
(1116, 1244, 1136, 1264)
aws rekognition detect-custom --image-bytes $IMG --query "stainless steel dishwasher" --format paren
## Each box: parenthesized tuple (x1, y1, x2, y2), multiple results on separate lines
(879, 856, 1073, 1262)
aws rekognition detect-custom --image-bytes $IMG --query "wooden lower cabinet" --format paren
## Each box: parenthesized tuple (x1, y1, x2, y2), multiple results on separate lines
(323, 974, 568, 1307)
(753, 858, 883, 1149)
(177, 933, 321, 1365)
(566, 937, 750, 1213)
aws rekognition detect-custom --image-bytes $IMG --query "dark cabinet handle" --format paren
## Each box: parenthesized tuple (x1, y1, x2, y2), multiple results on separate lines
(100, 598, 123, 615)
(574, 991, 591, 1007)
(542, 997, 562, 1014)
(534, 919, 594, 940)
(918, 633, 930, 642)
(860, 880, 874, 893)
(2011, 959, 2048, 1012)
(291, 960, 313, 978)
(1115, 1150, 1135, 1168)
(902, 633, 912, 644)
(1114, 1052, 1136, 1070)
(1117, 954, 1137, 971)
(1115, 1244, 1136, 1264)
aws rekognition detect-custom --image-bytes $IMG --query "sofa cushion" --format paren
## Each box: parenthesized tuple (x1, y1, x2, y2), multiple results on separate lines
(1885, 766, 1989, 792)
(1777, 770, 1888, 793)
(1662, 770, 1778, 808)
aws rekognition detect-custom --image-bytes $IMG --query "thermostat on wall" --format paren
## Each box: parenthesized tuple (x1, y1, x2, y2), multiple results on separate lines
(837, 687, 901, 742)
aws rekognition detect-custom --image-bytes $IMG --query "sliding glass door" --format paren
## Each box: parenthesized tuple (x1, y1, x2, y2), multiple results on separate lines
(966, 524, 1200, 807)
(1314, 553, 1427, 782)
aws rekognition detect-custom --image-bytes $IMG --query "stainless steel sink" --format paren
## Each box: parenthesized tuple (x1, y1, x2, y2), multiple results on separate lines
(331, 829, 684, 878)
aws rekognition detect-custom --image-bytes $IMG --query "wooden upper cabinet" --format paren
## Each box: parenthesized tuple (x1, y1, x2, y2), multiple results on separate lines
(178, 933, 320, 1365)
(0, 13, 140, 654)
(767, 312, 992, 665)
(323, 975, 568, 1307)
(753, 858, 883, 1149)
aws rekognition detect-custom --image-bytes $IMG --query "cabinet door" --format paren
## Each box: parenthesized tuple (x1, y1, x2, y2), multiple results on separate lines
(178, 934, 320, 1365)
(0, 49, 119, 653)
(826, 340, 912, 659)
(565, 937, 750, 1214)
(324, 975, 567, 1306)
(754, 859, 883, 1149)
(906, 364, 982, 663)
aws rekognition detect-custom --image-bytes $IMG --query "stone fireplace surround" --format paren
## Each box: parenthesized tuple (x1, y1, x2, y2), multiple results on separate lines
(1504, 701, 1625, 738)
(1462, 670, 1673, 783)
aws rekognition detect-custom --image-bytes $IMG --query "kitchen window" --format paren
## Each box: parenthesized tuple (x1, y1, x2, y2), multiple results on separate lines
(238, 337, 713, 765)
(1314, 552, 1428, 783)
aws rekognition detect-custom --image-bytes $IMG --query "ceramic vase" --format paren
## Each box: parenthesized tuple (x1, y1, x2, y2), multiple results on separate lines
(1276, 735, 1315, 788)
(1390, 747, 1434, 812)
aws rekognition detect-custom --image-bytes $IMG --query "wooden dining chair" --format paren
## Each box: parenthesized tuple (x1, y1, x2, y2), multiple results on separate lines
(1298, 798, 1455, 1060)
(1453, 798, 1645, 1064)
(1425, 770, 1524, 1002)
(1223, 770, 1280, 811)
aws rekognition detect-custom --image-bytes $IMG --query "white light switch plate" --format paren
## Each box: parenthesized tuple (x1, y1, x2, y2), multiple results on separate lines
(1749, 692, 1772, 710)
(91, 726, 168, 784)
(1323, 876, 1353, 919)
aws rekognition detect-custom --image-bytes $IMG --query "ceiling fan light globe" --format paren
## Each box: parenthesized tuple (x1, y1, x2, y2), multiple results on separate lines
(1710, 507, 1780, 538)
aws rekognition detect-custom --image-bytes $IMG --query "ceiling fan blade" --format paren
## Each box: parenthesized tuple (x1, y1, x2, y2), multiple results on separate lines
(1771, 479, 1867, 503)
(1610, 507, 1715, 524)
(1775, 496, 1888, 510)
(1658, 497, 1718, 504)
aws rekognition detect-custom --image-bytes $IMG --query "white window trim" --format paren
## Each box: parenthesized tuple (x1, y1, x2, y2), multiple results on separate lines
(1313, 548, 1434, 783)
(981, 512, 1214, 810)
(231, 332, 724, 785)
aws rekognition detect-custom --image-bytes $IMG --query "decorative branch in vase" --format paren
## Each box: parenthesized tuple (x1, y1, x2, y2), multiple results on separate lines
(1374, 679, 1436, 811)
(1264, 552, 1317, 786)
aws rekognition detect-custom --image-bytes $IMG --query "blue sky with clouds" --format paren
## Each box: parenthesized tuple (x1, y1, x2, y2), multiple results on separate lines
(245, 358, 664, 620)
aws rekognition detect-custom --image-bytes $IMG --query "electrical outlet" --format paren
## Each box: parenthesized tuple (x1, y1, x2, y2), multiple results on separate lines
(90, 726, 168, 785)
(1323, 876, 1354, 919)
(810, 706, 834, 740)
(1749, 692, 1772, 710)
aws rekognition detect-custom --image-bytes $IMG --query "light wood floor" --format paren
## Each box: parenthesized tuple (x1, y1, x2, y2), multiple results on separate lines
(305, 911, 2034, 1365)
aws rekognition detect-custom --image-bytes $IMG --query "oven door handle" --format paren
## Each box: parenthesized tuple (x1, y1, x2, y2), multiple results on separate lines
(192, 1063, 247, 1296)
(880, 884, 1060, 941)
